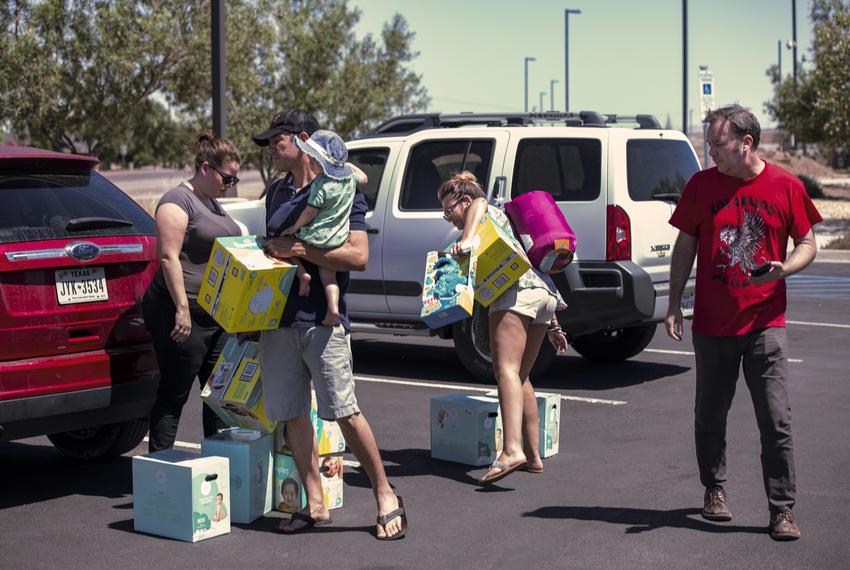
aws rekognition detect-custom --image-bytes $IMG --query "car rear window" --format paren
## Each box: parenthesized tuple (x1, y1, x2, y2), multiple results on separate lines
(0, 171, 154, 244)
(512, 138, 602, 201)
(626, 139, 700, 202)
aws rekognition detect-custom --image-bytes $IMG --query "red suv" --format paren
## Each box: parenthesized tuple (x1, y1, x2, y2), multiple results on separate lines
(0, 145, 159, 459)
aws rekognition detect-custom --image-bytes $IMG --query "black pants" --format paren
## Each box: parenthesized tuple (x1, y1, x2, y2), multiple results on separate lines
(693, 328, 796, 511)
(143, 281, 228, 452)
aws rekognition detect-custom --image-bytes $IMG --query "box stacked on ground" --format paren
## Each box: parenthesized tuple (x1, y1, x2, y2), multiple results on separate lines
(430, 394, 503, 466)
(200, 429, 273, 524)
(132, 450, 230, 542)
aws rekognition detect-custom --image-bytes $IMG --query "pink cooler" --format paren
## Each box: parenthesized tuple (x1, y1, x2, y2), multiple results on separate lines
(504, 191, 576, 274)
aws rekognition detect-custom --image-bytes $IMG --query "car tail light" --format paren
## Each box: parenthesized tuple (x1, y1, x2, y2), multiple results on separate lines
(606, 205, 631, 261)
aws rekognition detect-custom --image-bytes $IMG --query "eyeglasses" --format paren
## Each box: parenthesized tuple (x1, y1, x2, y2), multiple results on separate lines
(442, 196, 466, 221)
(207, 163, 239, 187)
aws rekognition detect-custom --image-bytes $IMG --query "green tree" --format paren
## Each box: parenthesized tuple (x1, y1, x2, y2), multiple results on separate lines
(765, 0, 849, 155)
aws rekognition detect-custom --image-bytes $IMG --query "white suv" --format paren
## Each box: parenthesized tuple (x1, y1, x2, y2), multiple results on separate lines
(226, 112, 699, 380)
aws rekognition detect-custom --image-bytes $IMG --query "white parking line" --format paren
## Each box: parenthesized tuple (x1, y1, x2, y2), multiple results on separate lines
(645, 348, 803, 363)
(786, 320, 850, 329)
(354, 374, 627, 406)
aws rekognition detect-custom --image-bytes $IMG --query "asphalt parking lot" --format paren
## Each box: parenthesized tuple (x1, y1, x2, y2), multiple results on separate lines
(2, 260, 849, 569)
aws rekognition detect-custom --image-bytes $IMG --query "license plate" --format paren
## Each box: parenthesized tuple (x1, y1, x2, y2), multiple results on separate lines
(55, 266, 108, 305)
(680, 290, 695, 318)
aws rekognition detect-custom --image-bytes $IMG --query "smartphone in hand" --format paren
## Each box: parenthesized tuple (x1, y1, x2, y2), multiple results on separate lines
(750, 262, 772, 277)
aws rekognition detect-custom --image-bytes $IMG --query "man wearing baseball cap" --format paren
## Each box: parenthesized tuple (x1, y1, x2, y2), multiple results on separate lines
(251, 109, 408, 540)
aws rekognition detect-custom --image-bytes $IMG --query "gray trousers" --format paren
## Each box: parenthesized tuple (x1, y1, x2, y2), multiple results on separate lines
(693, 327, 796, 511)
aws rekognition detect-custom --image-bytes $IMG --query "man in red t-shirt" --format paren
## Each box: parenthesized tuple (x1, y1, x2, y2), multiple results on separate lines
(666, 105, 822, 541)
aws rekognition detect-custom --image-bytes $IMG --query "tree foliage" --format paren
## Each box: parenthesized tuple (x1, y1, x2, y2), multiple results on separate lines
(0, 0, 429, 178)
(765, 0, 850, 155)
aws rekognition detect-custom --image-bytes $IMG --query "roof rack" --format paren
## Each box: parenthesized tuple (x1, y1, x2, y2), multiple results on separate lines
(358, 111, 662, 138)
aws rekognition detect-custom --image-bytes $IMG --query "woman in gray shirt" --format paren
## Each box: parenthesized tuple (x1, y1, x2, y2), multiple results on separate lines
(142, 131, 242, 452)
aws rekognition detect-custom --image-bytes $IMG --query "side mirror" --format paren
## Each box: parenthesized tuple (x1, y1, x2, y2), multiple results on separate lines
(488, 176, 508, 208)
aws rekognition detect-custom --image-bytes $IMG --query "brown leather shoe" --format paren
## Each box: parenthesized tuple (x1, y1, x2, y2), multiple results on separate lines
(702, 485, 732, 521)
(769, 508, 801, 541)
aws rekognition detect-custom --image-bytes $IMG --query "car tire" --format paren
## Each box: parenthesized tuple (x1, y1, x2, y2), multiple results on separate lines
(47, 418, 149, 460)
(452, 305, 558, 382)
(570, 324, 657, 362)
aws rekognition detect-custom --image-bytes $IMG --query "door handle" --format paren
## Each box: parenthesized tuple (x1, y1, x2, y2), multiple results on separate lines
(366, 225, 379, 235)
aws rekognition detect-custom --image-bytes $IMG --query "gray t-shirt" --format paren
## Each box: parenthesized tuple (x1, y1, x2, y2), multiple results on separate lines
(154, 183, 241, 298)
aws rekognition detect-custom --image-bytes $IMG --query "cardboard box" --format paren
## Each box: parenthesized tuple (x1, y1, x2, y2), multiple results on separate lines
(430, 394, 502, 466)
(471, 214, 532, 306)
(273, 395, 346, 456)
(201, 338, 276, 434)
(486, 390, 561, 458)
(198, 235, 296, 333)
(420, 251, 476, 329)
(273, 453, 344, 513)
(132, 450, 230, 542)
(200, 429, 273, 524)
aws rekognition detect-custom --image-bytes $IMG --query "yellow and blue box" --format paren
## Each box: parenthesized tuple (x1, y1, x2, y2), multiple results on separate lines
(198, 235, 296, 333)
(430, 394, 503, 466)
(471, 213, 531, 306)
(201, 338, 276, 434)
(420, 251, 477, 329)
(273, 452, 344, 513)
(487, 390, 561, 458)
(200, 429, 273, 524)
(132, 450, 230, 543)
(273, 392, 346, 456)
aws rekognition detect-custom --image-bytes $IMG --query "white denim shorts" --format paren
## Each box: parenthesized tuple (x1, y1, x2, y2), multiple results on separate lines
(488, 285, 557, 324)
(259, 325, 359, 421)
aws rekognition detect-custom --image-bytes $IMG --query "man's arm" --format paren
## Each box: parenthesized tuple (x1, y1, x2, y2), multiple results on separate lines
(264, 230, 368, 272)
(665, 231, 698, 341)
(748, 228, 817, 284)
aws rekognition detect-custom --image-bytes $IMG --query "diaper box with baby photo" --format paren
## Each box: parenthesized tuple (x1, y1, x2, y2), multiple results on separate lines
(273, 452, 344, 513)
(198, 235, 296, 333)
(201, 429, 273, 524)
(485, 390, 561, 458)
(420, 250, 477, 329)
(430, 394, 503, 466)
(132, 450, 230, 543)
(201, 338, 276, 434)
(273, 391, 346, 456)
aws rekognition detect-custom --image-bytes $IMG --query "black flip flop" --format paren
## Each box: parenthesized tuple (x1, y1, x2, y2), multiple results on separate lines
(278, 511, 333, 535)
(477, 460, 527, 485)
(376, 495, 408, 541)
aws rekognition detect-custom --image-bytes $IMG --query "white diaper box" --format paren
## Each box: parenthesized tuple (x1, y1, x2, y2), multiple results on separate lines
(485, 390, 561, 458)
(132, 450, 230, 542)
(430, 394, 503, 466)
(200, 429, 273, 524)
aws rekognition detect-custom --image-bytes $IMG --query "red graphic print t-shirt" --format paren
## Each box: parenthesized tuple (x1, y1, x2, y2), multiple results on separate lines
(669, 162, 822, 336)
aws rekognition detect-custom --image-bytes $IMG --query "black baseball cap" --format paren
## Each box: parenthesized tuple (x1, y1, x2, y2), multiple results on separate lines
(252, 109, 320, 146)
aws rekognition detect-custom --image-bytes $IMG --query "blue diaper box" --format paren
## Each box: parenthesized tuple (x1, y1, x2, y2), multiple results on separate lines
(486, 390, 561, 458)
(132, 450, 230, 542)
(201, 429, 273, 524)
(430, 394, 502, 466)
(420, 251, 477, 329)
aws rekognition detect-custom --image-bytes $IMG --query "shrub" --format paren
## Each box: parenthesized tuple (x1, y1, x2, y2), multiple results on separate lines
(824, 232, 850, 250)
(797, 174, 825, 199)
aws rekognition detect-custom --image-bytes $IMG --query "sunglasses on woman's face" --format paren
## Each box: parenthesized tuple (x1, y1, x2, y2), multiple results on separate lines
(208, 163, 239, 187)
(442, 196, 466, 221)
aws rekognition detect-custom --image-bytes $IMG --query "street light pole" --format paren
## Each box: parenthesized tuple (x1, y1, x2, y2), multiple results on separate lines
(524, 57, 536, 113)
(540, 92, 546, 114)
(550, 79, 558, 111)
(682, 0, 688, 135)
(777, 39, 782, 80)
(792, 0, 798, 83)
(564, 9, 581, 112)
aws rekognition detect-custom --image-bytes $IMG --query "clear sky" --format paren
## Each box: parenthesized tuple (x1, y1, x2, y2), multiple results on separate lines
(351, 0, 813, 131)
